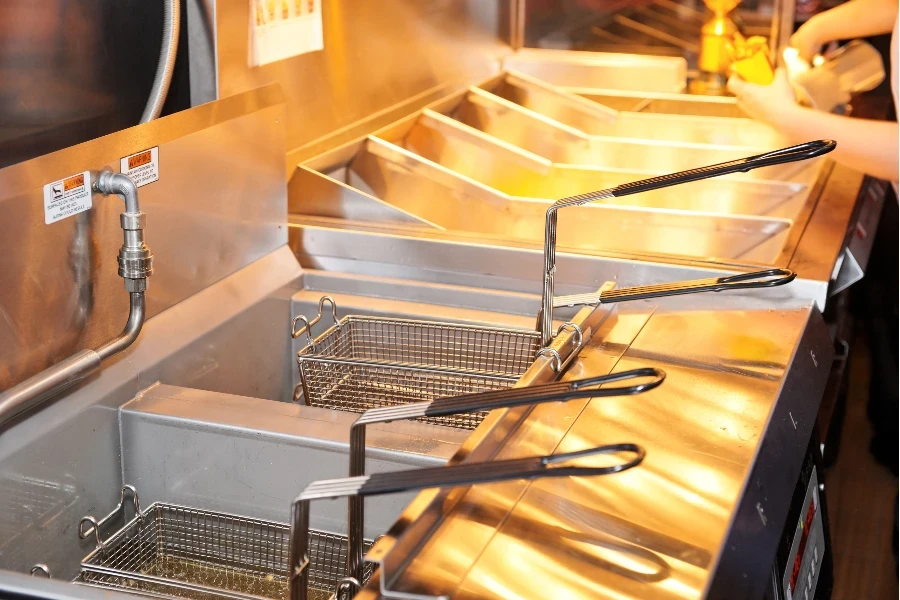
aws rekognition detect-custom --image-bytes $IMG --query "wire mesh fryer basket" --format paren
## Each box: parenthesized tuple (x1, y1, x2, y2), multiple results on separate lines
(298, 360, 517, 430)
(293, 298, 542, 429)
(300, 314, 542, 376)
(79, 502, 374, 600)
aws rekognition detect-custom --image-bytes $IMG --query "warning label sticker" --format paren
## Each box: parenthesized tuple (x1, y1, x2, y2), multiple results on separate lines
(120, 146, 159, 188)
(43, 171, 92, 224)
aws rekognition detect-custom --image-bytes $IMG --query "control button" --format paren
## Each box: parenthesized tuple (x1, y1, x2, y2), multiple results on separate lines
(814, 546, 818, 562)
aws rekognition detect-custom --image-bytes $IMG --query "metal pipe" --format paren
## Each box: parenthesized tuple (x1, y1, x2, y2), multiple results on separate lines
(96, 293, 146, 360)
(140, 0, 181, 123)
(0, 350, 102, 425)
(0, 172, 152, 427)
(98, 170, 139, 214)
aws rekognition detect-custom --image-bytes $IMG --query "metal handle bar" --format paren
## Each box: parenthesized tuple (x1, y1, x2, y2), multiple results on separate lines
(539, 140, 834, 344)
(553, 268, 796, 308)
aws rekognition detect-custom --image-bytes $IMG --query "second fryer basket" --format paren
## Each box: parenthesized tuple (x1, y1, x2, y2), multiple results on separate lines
(77, 487, 375, 600)
(293, 297, 545, 429)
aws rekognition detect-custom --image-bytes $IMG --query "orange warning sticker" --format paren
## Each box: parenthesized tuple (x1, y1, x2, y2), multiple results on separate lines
(63, 174, 85, 191)
(120, 146, 159, 188)
(128, 151, 152, 170)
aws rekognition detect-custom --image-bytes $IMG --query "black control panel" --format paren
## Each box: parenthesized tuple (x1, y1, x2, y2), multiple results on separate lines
(764, 433, 834, 600)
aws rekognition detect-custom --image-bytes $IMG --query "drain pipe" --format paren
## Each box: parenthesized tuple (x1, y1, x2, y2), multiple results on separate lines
(0, 172, 153, 426)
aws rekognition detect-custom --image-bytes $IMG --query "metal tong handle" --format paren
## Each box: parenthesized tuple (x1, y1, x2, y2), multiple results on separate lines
(291, 296, 339, 342)
(602, 140, 836, 200)
(354, 367, 665, 426)
(78, 485, 141, 551)
(326, 444, 643, 500)
(553, 268, 797, 308)
(343, 367, 663, 590)
(289, 445, 644, 600)
(540, 140, 834, 345)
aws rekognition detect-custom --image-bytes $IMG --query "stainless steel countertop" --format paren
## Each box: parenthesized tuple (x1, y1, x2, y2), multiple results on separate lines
(359, 294, 833, 599)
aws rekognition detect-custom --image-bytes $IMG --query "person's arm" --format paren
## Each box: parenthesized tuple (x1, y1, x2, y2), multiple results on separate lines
(728, 70, 899, 181)
(792, 0, 898, 60)
(777, 108, 899, 181)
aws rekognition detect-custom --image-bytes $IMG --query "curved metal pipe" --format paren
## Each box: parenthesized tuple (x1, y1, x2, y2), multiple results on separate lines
(0, 294, 143, 426)
(97, 293, 146, 360)
(98, 171, 139, 214)
(140, 0, 181, 123)
(0, 173, 152, 427)
(0, 350, 102, 425)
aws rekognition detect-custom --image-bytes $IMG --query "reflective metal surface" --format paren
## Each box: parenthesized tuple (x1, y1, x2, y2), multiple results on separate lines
(491, 71, 785, 148)
(0, 90, 292, 580)
(451, 85, 818, 183)
(0, 84, 287, 394)
(120, 384, 465, 536)
(579, 89, 748, 118)
(289, 220, 830, 310)
(213, 0, 513, 166)
(341, 136, 791, 262)
(360, 296, 833, 600)
(401, 109, 808, 219)
(501, 49, 689, 93)
(0, 247, 303, 579)
(293, 67, 831, 270)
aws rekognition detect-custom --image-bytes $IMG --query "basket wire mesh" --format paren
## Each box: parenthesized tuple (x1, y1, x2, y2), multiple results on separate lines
(299, 359, 517, 429)
(296, 311, 541, 430)
(308, 316, 541, 375)
(79, 503, 373, 600)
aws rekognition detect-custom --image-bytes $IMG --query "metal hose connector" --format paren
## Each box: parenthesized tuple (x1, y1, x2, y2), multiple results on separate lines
(96, 171, 154, 292)
(140, 0, 181, 123)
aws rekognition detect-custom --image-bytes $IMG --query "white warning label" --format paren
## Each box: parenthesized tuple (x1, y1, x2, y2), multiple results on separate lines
(43, 171, 92, 224)
(120, 146, 159, 188)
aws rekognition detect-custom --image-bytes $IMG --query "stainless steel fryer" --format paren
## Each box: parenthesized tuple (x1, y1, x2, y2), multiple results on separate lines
(292, 141, 828, 425)
(0, 32, 877, 600)
(77, 374, 657, 600)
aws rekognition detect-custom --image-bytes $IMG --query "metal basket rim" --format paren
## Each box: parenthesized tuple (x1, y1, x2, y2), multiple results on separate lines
(80, 502, 291, 567)
(75, 576, 197, 600)
(80, 502, 375, 600)
(296, 354, 524, 381)
(79, 564, 278, 600)
(297, 315, 542, 358)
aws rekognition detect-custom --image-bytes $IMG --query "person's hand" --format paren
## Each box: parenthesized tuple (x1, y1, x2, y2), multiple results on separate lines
(789, 19, 827, 63)
(727, 68, 799, 127)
